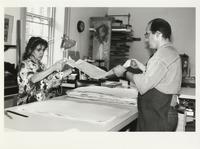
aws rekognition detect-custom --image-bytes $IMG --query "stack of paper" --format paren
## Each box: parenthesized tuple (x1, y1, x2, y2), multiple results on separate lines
(67, 86, 138, 105)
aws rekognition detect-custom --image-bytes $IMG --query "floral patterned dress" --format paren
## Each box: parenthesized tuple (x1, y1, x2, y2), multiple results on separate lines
(17, 57, 64, 105)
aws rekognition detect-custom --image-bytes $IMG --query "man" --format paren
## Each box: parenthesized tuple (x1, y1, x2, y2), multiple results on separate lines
(112, 18, 182, 131)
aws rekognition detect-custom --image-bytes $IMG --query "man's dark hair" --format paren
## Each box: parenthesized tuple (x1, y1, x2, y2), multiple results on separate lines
(23, 37, 48, 60)
(148, 18, 172, 40)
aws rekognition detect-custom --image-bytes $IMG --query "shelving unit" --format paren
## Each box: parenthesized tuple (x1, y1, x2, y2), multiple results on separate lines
(108, 14, 138, 69)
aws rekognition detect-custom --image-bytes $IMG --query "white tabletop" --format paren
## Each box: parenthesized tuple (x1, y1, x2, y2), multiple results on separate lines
(4, 96, 138, 132)
(179, 87, 195, 99)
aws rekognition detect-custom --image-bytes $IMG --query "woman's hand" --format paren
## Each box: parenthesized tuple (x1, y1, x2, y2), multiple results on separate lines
(51, 59, 64, 72)
(30, 59, 66, 84)
(113, 65, 126, 77)
(62, 68, 73, 78)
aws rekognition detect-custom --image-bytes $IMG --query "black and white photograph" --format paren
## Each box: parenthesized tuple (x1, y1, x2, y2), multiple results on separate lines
(1, 1, 200, 149)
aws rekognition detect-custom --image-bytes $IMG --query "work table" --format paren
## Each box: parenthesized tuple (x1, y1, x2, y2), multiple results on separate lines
(4, 85, 195, 132)
(4, 95, 138, 132)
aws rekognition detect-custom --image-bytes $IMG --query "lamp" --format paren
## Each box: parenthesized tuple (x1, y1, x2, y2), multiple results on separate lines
(61, 34, 76, 58)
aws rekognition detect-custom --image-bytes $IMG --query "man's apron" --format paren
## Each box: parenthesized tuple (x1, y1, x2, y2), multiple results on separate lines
(137, 88, 172, 131)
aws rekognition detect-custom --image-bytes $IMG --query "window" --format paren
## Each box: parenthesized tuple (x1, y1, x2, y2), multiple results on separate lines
(25, 7, 55, 66)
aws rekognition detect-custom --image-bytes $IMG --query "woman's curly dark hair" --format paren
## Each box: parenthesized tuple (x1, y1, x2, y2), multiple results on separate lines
(23, 37, 48, 60)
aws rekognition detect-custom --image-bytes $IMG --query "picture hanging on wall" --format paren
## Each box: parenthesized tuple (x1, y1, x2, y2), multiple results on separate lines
(89, 17, 112, 70)
(4, 14, 14, 45)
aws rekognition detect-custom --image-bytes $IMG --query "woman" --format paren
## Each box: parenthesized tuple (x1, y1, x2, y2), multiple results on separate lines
(17, 37, 72, 105)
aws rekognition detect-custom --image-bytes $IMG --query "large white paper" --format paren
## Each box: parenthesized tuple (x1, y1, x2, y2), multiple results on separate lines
(17, 100, 129, 125)
(123, 59, 146, 72)
(64, 59, 107, 79)
(67, 86, 138, 105)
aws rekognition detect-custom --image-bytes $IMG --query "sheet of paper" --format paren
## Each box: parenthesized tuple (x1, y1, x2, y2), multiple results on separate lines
(64, 59, 107, 79)
(73, 86, 138, 99)
(17, 100, 129, 125)
(123, 59, 145, 72)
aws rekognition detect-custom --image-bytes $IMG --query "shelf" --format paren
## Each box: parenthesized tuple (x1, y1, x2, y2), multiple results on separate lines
(4, 85, 18, 96)
(89, 28, 132, 32)
(112, 28, 132, 32)
(108, 14, 134, 69)
(105, 13, 131, 26)
(4, 85, 18, 89)
(4, 45, 17, 51)
(5, 93, 18, 99)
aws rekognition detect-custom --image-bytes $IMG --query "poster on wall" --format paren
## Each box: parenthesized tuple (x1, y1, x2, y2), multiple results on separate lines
(4, 14, 14, 45)
(89, 17, 112, 70)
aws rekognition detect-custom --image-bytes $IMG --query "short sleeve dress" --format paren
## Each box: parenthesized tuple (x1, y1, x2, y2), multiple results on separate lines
(17, 58, 64, 105)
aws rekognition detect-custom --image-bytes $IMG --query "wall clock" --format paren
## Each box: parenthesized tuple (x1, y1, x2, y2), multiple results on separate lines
(77, 20, 85, 33)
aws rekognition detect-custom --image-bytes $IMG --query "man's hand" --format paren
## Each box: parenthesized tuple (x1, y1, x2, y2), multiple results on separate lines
(113, 65, 127, 77)
(123, 59, 145, 72)
(123, 59, 138, 68)
(132, 59, 146, 72)
(130, 59, 138, 68)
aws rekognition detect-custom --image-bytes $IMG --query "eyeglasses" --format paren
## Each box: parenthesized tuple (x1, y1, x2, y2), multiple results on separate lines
(144, 32, 150, 38)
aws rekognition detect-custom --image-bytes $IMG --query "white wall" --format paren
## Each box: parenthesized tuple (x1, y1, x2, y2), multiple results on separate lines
(4, 7, 20, 45)
(53, 7, 108, 63)
(108, 8, 195, 76)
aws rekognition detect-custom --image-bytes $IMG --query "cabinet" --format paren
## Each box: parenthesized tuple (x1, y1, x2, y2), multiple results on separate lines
(177, 87, 195, 131)
(5, 94, 18, 108)
(4, 45, 18, 108)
